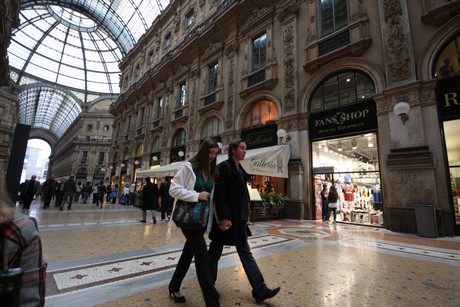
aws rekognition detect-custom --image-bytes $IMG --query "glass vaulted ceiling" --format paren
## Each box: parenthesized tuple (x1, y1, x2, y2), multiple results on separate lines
(8, 0, 169, 138)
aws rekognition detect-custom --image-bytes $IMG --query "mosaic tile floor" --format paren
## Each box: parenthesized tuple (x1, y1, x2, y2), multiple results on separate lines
(23, 199, 460, 306)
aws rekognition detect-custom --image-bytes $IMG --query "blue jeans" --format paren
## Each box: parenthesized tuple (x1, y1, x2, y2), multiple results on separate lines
(169, 228, 219, 307)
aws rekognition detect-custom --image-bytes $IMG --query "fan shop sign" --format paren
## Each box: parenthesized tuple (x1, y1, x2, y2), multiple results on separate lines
(309, 100, 377, 140)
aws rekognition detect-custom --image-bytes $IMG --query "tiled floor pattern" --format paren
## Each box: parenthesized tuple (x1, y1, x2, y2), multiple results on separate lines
(23, 200, 460, 306)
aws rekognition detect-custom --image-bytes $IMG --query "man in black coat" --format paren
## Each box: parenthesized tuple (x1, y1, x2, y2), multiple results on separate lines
(21, 175, 40, 214)
(140, 176, 159, 224)
(60, 176, 77, 211)
(208, 139, 280, 304)
(41, 174, 56, 209)
(159, 176, 172, 220)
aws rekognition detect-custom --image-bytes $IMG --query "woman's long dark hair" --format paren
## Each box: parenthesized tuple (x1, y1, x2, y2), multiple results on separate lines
(189, 138, 219, 183)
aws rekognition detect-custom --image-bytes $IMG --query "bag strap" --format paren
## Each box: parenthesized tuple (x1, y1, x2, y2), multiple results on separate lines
(192, 167, 207, 192)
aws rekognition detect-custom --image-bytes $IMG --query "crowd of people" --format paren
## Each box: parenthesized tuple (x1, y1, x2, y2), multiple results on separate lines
(17, 176, 145, 212)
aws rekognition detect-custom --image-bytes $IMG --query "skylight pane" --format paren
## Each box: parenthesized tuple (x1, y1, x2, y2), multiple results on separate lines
(62, 65, 86, 80)
(11, 30, 39, 50)
(57, 75, 86, 90)
(26, 62, 57, 82)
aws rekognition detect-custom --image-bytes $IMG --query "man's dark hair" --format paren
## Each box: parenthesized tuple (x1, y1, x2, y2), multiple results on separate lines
(145, 177, 151, 183)
(227, 138, 246, 158)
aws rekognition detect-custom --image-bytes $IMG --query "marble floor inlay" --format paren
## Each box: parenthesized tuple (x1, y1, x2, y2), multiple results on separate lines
(19, 199, 460, 307)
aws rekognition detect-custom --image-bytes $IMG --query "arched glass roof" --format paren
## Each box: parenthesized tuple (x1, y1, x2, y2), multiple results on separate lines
(8, 0, 170, 139)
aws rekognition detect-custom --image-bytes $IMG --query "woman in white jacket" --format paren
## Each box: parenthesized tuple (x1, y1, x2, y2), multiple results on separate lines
(168, 138, 220, 307)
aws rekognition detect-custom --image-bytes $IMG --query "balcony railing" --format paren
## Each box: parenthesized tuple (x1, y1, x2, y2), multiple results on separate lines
(248, 70, 266, 87)
(318, 30, 350, 56)
(204, 92, 216, 106)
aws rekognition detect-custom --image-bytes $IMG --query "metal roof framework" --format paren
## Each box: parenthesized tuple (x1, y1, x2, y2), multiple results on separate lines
(8, 0, 169, 138)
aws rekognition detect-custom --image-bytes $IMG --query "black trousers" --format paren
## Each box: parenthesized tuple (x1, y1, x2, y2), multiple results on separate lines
(169, 228, 219, 307)
(322, 201, 328, 220)
(161, 198, 171, 219)
(208, 222, 267, 301)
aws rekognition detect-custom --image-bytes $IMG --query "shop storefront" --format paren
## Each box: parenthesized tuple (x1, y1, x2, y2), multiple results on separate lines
(437, 75, 460, 232)
(241, 124, 287, 195)
(310, 99, 383, 226)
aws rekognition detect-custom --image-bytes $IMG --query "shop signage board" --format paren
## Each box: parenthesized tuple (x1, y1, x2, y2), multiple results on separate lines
(309, 100, 377, 140)
(437, 75, 460, 121)
(313, 166, 335, 174)
(241, 123, 278, 149)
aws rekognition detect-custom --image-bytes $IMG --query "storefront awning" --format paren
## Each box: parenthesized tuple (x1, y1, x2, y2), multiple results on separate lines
(136, 144, 291, 178)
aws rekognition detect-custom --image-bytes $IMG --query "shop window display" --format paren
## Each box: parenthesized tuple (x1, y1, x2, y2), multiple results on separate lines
(312, 132, 383, 226)
(443, 120, 460, 225)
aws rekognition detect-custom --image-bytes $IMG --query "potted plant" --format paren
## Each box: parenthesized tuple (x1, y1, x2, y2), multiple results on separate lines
(268, 192, 288, 219)
(260, 193, 273, 207)
(271, 193, 289, 208)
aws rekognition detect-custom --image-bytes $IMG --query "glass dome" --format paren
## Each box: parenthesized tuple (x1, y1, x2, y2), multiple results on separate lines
(8, 0, 170, 138)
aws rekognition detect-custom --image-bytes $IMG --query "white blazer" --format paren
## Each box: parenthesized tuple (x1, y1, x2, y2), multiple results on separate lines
(169, 162, 215, 233)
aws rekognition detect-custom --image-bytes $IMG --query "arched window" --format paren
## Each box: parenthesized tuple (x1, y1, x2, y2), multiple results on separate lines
(201, 117, 222, 140)
(150, 138, 161, 166)
(243, 100, 279, 128)
(112, 151, 119, 163)
(310, 71, 375, 112)
(172, 129, 186, 147)
(433, 33, 460, 79)
(151, 138, 160, 153)
(171, 129, 186, 162)
(123, 149, 129, 160)
(136, 143, 144, 156)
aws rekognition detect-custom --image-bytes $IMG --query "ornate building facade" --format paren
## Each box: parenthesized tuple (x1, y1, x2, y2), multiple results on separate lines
(50, 99, 114, 184)
(110, 0, 460, 236)
(0, 0, 20, 170)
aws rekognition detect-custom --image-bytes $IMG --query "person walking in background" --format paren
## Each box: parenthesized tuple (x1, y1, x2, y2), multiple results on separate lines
(96, 181, 106, 208)
(92, 183, 99, 204)
(120, 183, 130, 205)
(140, 177, 159, 223)
(321, 184, 329, 222)
(20, 175, 40, 214)
(41, 175, 56, 209)
(60, 176, 77, 211)
(109, 184, 118, 204)
(54, 178, 65, 207)
(129, 182, 136, 206)
(106, 182, 112, 203)
(0, 171, 47, 306)
(168, 138, 220, 306)
(159, 176, 172, 221)
(81, 182, 92, 204)
(74, 182, 82, 203)
(327, 185, 339, 223)
(208, 139, 281, 304)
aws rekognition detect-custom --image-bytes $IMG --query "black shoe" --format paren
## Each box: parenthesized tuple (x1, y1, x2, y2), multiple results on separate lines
(139, 220, 146, 223)
(255, 287, 281, 303)
(60, 208, 63, 211)
(153, 218, 157, 224)
(169, 291, 186, 303)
